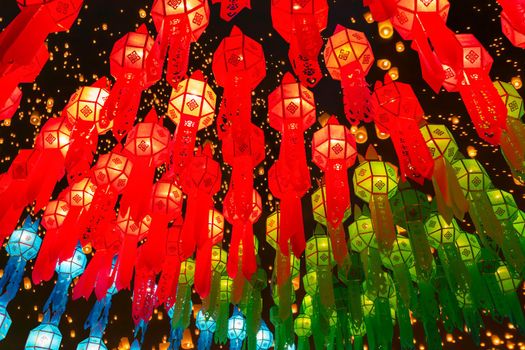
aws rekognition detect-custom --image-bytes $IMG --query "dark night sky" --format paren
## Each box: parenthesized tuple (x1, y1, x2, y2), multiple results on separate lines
(1, 0, 525, 349)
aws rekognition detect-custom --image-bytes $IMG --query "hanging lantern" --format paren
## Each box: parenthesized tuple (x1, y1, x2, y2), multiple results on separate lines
(120, 109, 170, 221)
(196, 310, 216, 350)
(0, 217, 41, 341)
(311, 116, 356, 263)
(268, 72, 315, 258)
(493, 265, 525, 330)
(311, 183, 352, 227)
(419, 123, 468, 221)
(352, 155, 399, 249)
(76, 337, 107, 350)
(347, 214, 377, 254)
(271, 0, 328, 86)
(294, 314, 312, 350)
(105, 25, 157, 140)
(228, 307, 247, 350)
(498, 0, 525, 48)
(212, 0, 251, 21)
(150, 0, 210, 86)
(371, 75, 434, 183)
(167, 70, 217, 179)
(493, 80, 525, 181)
(323, 26, 374, 125)
(444, 34, 508, 144)
(0, 87, 21, 121)
(26, 245, 86, 350)
(255, 320, 273, 350)
(212, 26, 266, 129)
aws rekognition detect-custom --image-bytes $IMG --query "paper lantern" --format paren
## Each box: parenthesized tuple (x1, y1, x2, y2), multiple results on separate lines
(312, 116, 356, 263)
(106, 25, 157, 140)
(347, 214, 377, 253)
(268, 72, 315, 258)
(196, 310, 216, 350)
(151, 0, 210, 85)
(352, 159, 399, 248)
(167, 70, 217, 178)
(271, 0, 328, 86)
(305, 231, 335, 312)
(91, 152, 133, 194)
(64, 81, 111, 134)
(294, 314, 312, 350)
(25, 324, 62, 350)
(255, 320, 273, 350)
(371, 76, 434, 182)
(498, 0, 525, 48)
(228, 308, 247, 350)
(76, 337, 107, 350)
(324, 26, 374, 124)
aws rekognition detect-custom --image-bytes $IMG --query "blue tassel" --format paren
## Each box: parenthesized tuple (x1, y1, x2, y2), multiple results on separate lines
(169, 327, 183, 350)
(196, 311, 216, 350)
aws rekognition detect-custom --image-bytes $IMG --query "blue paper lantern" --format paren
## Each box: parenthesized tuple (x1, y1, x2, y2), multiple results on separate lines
(0, 306, 12, 341)
(0, 217, 41, 341)
(25, 323, 62, 350)
(256, 320, 273, 350)
(228, 307, 247, 350)
(55, 245, 87, 279)
(196, 310, 216, 350)
(76, 336, 107, 350)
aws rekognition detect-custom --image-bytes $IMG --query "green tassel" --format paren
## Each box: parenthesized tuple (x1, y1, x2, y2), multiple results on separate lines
(468, 192, 503, 248)
(317, 267, 335, 312)
(214, 300, 230, 344)
(407, 222, 434, 279)
(203, 272, 222, 318)
(435, 261, 463, 332)
(502, 224, 525, 277)
(173, 284, 192, 329)
(311, 295, 327, 349)
(417, 280, 442, 350)
(396, 296, 415, 350)
(298, 336, 310, 350)
(278, 279, 293, 320)
(374, 298, 393, 350)
(353, 336, 364, 350)
(462, 304, 483, 346)
(504, 292, 525, 333)
(465, 262, 493, 312)
(363, 315, 377, 350)
(480, 271, 508, 322)
(392, 263, 414, 308)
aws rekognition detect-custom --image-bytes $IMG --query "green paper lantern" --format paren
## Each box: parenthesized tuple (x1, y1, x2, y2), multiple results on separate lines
(352, 161, 399, 203)
(420, 124, 459, 162)
(211, 246, 228, 274)
(486, 189, 519, 221)
(301, 295, 314, 316)
(452, 159, 492, 196)
(347, 215, 378, 253)
(424, 213, 462, 248)
(266, 210, 281, 251)
(179, 258, 195, 285)
(311, 184, 351, 226)
(390, 187, 431, 227)
(494, 80, 525, 119)
(305, 235, 334, 269)
(513, 210, 525, 237)
(455, 233, 481, 263)
(381, 235, 415, 270)
(302, 271, 318, 296)
(294, 314, 312, 337)
(495, 265, 521, 293)
(219, 276, 232, 302)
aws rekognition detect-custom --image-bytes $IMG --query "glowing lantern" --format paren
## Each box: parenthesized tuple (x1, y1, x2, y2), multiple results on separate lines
(498, 0, 525, 48)
(212, 0, 251, 21)
(106, 25, 157, 140)
(150, 0, 210, 86)
(268, 73, 315, 258)
(294, 314, 312, 350)
(228, 307, 247, 350)
(121, 109, 170, 221)
(255, 320, 273, 350)
(27, 245, 86, 350)
(167, 70, 217, 179)
(91, 152, 133, 195)
(305, 229, 335, 311)
(347, 214, 377, 253)
(371, 75, 434, 183)
(311, 116, 356, 263)
(311, 183, 351, 227)
(493, 265, 525, 330)
(352, 154, 399, 249)
(271, 0, 328, 86)
(196, 310, 216, 350)
(76, 337, 107, 350)
(0, 217, 41, 340)
(323, 26, 374, 125)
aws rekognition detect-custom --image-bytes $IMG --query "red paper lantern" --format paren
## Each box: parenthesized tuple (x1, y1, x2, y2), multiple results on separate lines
(371, 75, 434, 182)
(120, 110, 171, 221)
(151, 0, 210, 86)
(390, 0, 450, 40)
(268, 72, 314, 258)
(271, 0, 328, 86)
(92, 152, 133, 194)
(167, 70, 217, 179)
(324, 25, 374, 125)
(212, 0, 251, 21)
(106, 25, 157, 140)
(498, 0, 525, 48)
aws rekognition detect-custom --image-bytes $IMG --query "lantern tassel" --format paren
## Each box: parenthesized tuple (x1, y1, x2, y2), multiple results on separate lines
(115, 232, 139, 291)
(340, 64, 372, 125)
(194, 240, 213, 298)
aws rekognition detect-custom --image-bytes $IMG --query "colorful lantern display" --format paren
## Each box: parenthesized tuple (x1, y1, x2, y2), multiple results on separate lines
(311, 116, 356, 263)
(323, 26, 374, 125)
(268, 72, 315, 259)
(0, 217, 41, 341)
(271, 0, 328, 86)
(150, 0, 210, 86)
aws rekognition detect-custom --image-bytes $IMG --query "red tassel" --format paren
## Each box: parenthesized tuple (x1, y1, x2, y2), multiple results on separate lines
(73, 250, 108, 300)
(55, 205, 83, 262)
(25, 149, 65, 211)
(119, 158, 156, 221)
(227, 222, 242, 279)
(115, 233, 139, 291)
(139, 212, 169, 273)
(32, 229, 60, 284)
(242, 224, 256, 279)
(194, 240, 213, 298)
